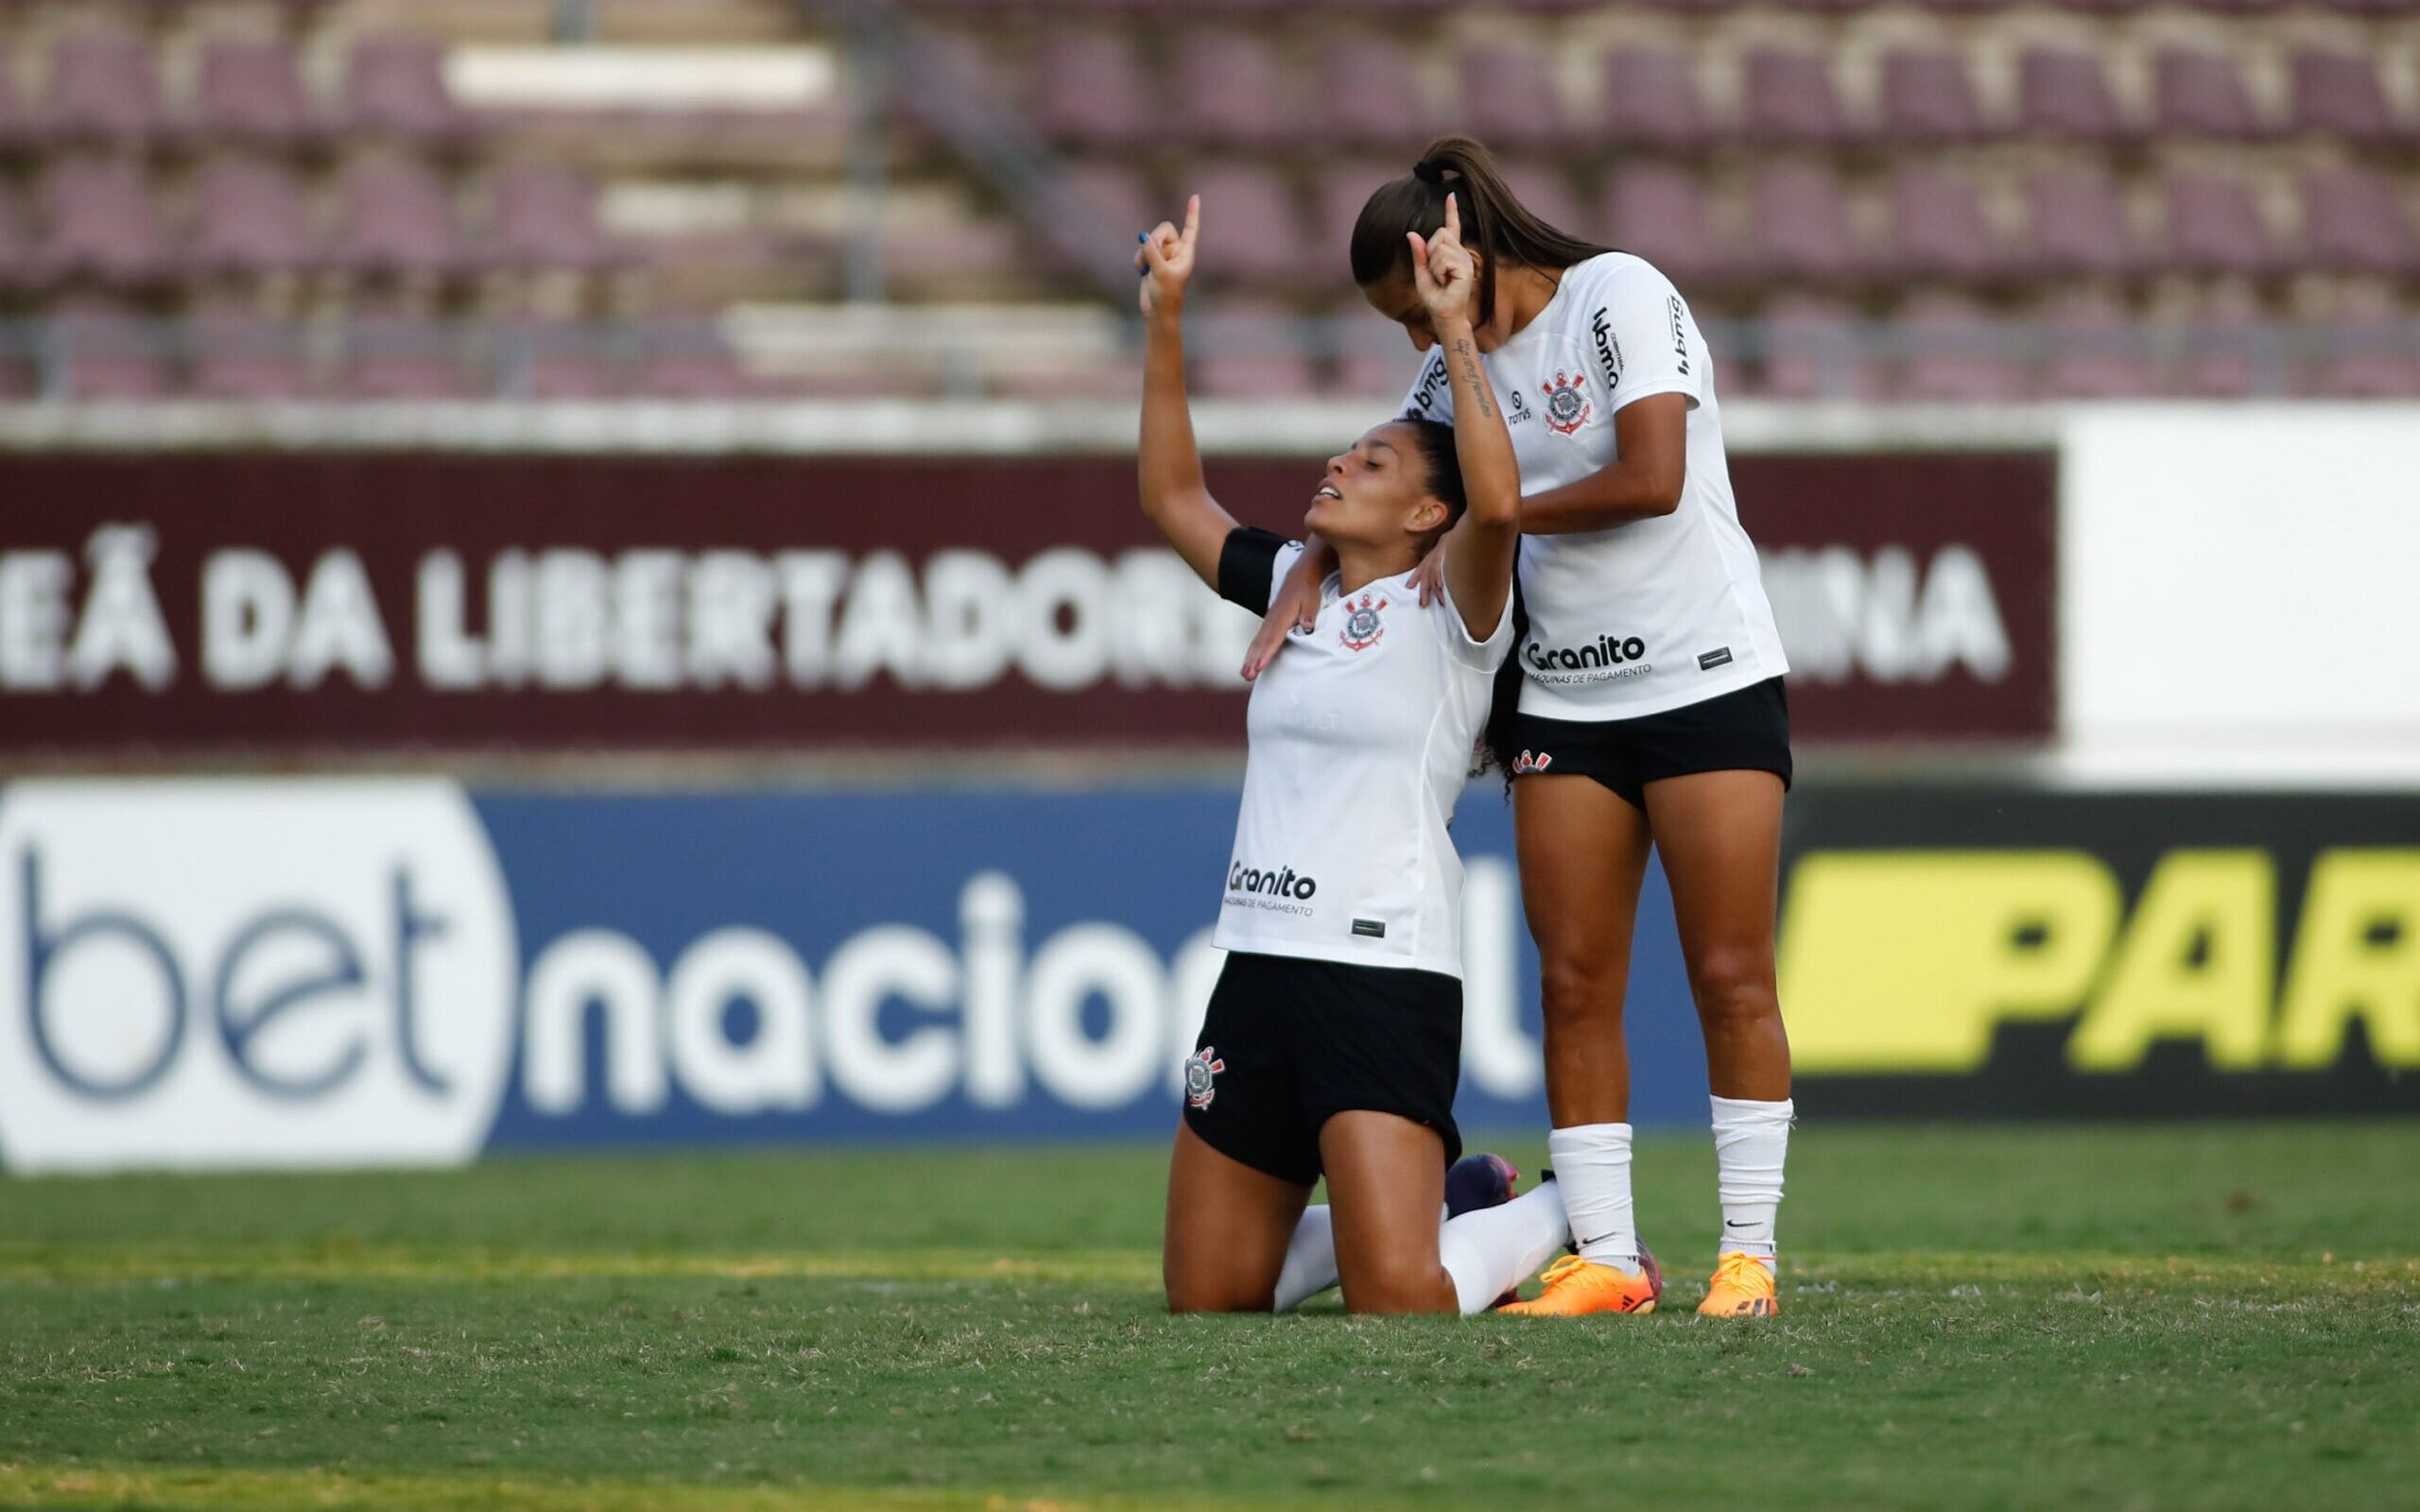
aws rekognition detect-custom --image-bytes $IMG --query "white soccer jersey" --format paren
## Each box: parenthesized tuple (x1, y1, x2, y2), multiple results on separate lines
(1212, 530, 1512, 978)
(1402, 251, 1789, 720)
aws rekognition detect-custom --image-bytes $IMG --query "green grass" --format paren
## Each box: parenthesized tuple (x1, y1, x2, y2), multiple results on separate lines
(2, 1125, 2416, 1512)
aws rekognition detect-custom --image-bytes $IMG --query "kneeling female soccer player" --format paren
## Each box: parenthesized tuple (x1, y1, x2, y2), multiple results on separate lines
(1137, 195, 1570, 1314)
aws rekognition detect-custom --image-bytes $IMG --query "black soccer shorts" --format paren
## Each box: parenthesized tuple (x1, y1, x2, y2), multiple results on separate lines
(1507, 677, 1793, 811)
(1180, 950, 1463, 1188)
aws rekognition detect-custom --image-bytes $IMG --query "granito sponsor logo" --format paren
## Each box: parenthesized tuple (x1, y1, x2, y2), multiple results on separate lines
(1227, 861, 1318, 916)
(1524, 633, 1650, 685)
(1590, 306, 1623, 389)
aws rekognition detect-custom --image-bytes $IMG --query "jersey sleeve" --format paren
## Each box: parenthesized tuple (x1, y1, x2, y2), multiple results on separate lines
(1432, 566, 1516, 673)
(1573, 254, 1704, 415)
(1399, 349, 1456, 425)
(1216, 526, 1306, 613)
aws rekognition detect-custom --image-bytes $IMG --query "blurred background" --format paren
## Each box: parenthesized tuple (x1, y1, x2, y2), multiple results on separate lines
(0, 0, 2414, 1175)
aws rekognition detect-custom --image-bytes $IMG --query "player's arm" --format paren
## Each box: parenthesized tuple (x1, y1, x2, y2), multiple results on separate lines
(1514, 393, 1687, 535)
(1135, 196, 1238, 592)
(1417, 200, 1519, 641)
(1513, 263, 1698, 536)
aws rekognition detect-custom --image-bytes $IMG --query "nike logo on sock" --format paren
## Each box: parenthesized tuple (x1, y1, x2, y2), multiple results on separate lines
(1725, 1220, 1754, 1229)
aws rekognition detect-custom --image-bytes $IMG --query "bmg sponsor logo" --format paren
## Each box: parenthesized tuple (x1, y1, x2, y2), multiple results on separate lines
(0, 782, 517, 1172)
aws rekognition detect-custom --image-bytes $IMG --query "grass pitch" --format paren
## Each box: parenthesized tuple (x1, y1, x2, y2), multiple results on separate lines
(2, 1124, 2415, 1512)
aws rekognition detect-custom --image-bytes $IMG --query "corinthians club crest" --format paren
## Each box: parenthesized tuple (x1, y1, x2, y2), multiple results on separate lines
(1340, 593, 1386, 652)
(1184, 1046, 1227, 1109)
(1542, 369, 1592, 436)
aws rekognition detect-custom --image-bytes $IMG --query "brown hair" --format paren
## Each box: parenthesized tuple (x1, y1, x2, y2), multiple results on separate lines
(1349, 136, 1614, 329)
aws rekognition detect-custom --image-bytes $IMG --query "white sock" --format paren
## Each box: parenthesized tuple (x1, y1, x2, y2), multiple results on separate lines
(1548, 1123, 1639, 1271)
(1711, 1094, 1793, 1264)
(1439, 1181, 1571, 1314)
(1272, 1186, 1571, 1315)
(1273, 1204, 1339, 1313)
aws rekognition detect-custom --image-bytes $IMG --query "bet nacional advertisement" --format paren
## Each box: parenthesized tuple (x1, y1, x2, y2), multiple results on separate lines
(0, 450, 2051, 756)
(0, 779, 1719, 1173)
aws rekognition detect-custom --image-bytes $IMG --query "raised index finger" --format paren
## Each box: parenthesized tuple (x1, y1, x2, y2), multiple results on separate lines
(1180, 194, 1201, 249)
(1441, 192, 1461, 243)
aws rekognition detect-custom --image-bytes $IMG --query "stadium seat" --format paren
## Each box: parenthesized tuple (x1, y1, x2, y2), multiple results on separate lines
(1878, 49, 1988, 143)
(0, 181, 36, 288)
(2302, 167, 2416, 274)
(1458, 41, 1566, 148)
(1887, 167, 2004, 281)
(194, 37, 322, 145)
(1600, 48, 1716, 149)
(1499, 163, 1589, 246)
(499, 319, 625, 401)
(334, 158, 473, 277)
(189, 158, 323, 276)
(1173, 32, 1294, 148)
(2176, 289, 2275, 396)
(1334, 311, 1417, 401)
(632, 320, 760, 400)
(2026, 167, 2139, 276)
(186, 301, 316, 400)
(344, 36, 479, 143)
(41, 33, 168, 142)
(2152, 49, 2267, 140)
(1742, 49, 1860, 146)
(2018, 49, 2131, 140)
(1601, 166, 1725, 284)
(1747, 165, 1864, 283)
(1756, 296, 1878, 400)
(492, 163, 623, 271)
(342, 312, 474, 399)
(2037, 292, 2159, 397)
(2161, 170, 2276, 275)
(1310, 162, 1394, 281)
(1186, 164, 1305, 285)
(1194, 299, 1319, 397)
(48, 299, 174, 399)
(1032, 32, 1154, 146)
(2289, 51, 2402, 144)
(1317, 38, 1430, 151)
(1895, 293, 2025, 402)
(2303, 289, 2420, 397)
(39, 159, 173, 284)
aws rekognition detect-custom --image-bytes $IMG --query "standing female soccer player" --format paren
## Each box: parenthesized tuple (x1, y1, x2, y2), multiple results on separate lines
(1250, 138, 1796, 1318)
(1138, 194, 1566, 1314)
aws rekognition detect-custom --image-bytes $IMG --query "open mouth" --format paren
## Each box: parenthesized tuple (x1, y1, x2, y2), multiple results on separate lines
(1313, 484, 1342, 502)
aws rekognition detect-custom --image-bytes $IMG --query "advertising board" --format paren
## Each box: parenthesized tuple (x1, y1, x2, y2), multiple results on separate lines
(0, 451, 2053, 755)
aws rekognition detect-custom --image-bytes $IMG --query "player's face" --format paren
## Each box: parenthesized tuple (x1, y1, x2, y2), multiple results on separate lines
(1305, 423, 1444, 544)
(1361, 261, 1504, 353)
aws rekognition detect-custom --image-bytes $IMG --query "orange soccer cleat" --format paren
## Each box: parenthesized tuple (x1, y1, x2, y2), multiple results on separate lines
(1497, 1249, 1663, 1316)
(1696, 1252, 1779, 1317)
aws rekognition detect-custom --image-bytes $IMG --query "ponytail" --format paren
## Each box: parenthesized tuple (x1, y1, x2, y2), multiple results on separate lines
(1350, 136, 1614, 327)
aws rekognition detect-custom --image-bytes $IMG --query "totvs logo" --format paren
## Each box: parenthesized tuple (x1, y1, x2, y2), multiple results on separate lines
(0, 782, 518, 1172)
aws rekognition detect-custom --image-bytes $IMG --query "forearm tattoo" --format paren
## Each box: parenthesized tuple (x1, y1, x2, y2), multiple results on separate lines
(1450, 335, 1494, 421)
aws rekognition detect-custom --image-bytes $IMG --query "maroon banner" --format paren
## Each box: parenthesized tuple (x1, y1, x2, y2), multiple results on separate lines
(0, 451, 2053, 754)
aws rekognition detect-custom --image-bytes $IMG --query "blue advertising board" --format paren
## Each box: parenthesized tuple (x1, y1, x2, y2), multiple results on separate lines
(0, 780, 1704, 1173)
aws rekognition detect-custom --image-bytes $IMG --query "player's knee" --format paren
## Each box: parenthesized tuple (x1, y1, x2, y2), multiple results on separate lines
(1538, 954, 1623, 1037)
(1163, 1265, 1273, 1314)
(1688, 945, 1779, 1032)
(1340, 1257, 1453, 1314)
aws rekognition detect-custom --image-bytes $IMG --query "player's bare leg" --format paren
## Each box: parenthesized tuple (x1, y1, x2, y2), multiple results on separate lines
(1498, 774, 1665, 1316)
(1644, 767, 1792, 1318)
(1317, 1112, 1458, 1314)
(1162, 1121, 1312, 1313)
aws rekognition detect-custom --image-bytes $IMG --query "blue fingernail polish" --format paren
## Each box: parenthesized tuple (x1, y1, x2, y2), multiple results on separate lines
(1137, 232, 1148, 243)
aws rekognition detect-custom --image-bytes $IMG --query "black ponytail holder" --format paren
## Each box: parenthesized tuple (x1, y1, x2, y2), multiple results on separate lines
(1411, 160, 1443, 186)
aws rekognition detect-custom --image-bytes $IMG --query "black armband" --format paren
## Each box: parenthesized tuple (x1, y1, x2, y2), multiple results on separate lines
(1217, 526, 1293, 613)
